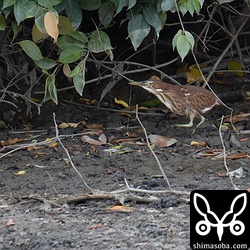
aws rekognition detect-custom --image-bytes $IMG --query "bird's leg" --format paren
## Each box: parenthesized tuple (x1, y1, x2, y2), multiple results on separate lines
(195, 115, 206, 129)
(191, 115, 205, 134)
(175, 113, 195, 128)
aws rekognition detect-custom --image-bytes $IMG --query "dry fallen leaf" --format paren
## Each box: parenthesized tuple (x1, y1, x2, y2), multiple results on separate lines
(1, 138, 28, 146)
(6, 219, 15, 226)
(33, 152, 49, 158)
(80, 98, 97, 105)
(88, 224, 108, 230)
(90, 145, 100, 155)
(98, 133, 107, 144)
(85, 124, 103, 129)
(58, 122, 83, 129)
(81, 135, 104, 145)
(107, 205, 137, 212)
(148, 134, 178, 147)
(212, 152, 249, 160)
(27, 146, 44, 151)
(14, 170, 26, 175)
(224, 113, 250, 123)
(191, 141, 206, 147)
(114, 98, 129, 108)
(186, 64, 203, 83)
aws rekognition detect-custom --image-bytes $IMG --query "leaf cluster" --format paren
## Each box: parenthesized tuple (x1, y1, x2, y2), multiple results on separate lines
(0, 0, 204, 104)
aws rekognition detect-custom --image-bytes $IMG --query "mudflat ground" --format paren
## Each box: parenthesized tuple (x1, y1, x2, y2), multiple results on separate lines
(0, 95, 249, 250)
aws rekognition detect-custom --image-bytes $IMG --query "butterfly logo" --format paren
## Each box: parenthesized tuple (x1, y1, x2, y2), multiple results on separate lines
(193, 193, 247, 241)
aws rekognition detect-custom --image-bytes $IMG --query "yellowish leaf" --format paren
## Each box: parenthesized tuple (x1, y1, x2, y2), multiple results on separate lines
(228, 60, 244, 77)
(14, 170, 26, 175)
(59, 15, 73, 35)
(27, 146, 44, 151)
(1, 138, 28, 146)
(58, 122, 81, 129)
(49, 142, 58, 147)
(114, 98, 129, 108)
(191, 141, 206, 147)
(44, 11, 59, 43)
(30, 97, 41, 102)
(63, 63, 71, 77)
(32, 23, 48, 43)
(186, 65, 203, 83)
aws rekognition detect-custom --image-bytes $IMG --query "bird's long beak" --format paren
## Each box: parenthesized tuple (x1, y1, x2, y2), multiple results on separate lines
(129, 80, 152, 87)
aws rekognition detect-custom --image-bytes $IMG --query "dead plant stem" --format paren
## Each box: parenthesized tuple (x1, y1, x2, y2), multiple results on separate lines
(53, 113, 92, 191)
(135, 105, 173, 191)
(219, 115, 237, 190)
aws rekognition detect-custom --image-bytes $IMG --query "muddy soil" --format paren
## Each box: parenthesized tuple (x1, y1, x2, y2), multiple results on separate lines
(0, 93, 250, 250)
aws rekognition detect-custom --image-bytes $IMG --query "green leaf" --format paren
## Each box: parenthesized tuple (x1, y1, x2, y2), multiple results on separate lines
(11, 21, 22, 40)
(34, 7, 47, 33)
(0, 14, 6, 31)
(37, 0, 61, 9)
(128, 0, 136, 9)
(14, 0, 39, 24)
(57, 35, 85, 50)
(158, 12, 167, 26)
(186, 1, 194, 16)
(44, 73, 58, 104)
(113, 0, 128, 15)
(48, 76, 58, 105)
(184, 31, 194, 49)
(172, 30, 182, 50)
(70, 65, 80, 77)
(143, 5, 162, 38)
(193, 0, 201, 14)
(69, 31, 88, 44)
(79, 0, 101, 10)
(127, 14, 151, 51)
(65, 0, 82, 30)
(178, 0, 201, 16)
(58, 48, 85, 64)
(98, 2, 114, 28)
(179, 0, 187, 16)
(126, 4, 143, 18)
(2, 0, 17, 9)
(34, 57, 57, 70)
(72, 55, 88, 96)
(161, 0, 175, 12)
(199, 0, 205, 7)
(88, 30, 113, 59)
(18, 40, 43, 61)
(176, 35, 191, 61)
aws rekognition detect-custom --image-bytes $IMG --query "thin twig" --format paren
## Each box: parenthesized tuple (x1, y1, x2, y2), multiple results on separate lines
(34, 57, 180, 94)
(135, 105, 173, 191)
(218, 115, 237, 190)
(204, 15, 250, 85)
(122, 179, 190, 196)
(52, 113, 92, 192)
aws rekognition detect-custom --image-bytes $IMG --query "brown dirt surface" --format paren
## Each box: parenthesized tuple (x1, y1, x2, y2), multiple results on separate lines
(0, 95, 250, 250)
